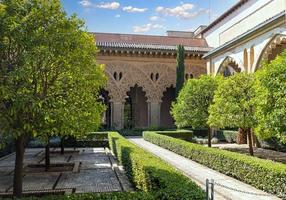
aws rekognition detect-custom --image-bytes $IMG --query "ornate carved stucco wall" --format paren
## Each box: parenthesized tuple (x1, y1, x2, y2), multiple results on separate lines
(97, 53, 206, 129)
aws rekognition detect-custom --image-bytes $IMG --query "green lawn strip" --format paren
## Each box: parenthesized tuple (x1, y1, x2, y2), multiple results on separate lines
(143, 131, 286, 199)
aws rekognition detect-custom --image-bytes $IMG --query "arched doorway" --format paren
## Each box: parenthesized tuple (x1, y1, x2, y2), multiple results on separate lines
(124, 85, 148, 129)
(160, 86, 176, 128)
(99, 90, 111, 129)
(218, 57, 241, 77)
(255, 34, 286, 71)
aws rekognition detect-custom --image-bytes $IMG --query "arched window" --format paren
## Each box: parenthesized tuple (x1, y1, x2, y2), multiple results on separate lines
(243, 49, 248, 71)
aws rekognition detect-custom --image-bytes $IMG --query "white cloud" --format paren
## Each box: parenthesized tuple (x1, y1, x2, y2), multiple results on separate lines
(156, 3, 208, 19)
(97, 2, 120, 10)
(123, 6, 148, 13)
(150, 16, 159, 21)
(115, 14, 121, 18)
(79, 0, 92, 8)
(133, 23, 165, 33)
(79, 1, 120, 10)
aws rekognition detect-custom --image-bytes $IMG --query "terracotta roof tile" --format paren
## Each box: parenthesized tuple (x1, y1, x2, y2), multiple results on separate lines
(92, 32, 209, 48)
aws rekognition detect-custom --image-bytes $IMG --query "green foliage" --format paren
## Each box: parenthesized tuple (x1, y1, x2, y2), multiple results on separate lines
(152, 130, 193, 141)
(254, 50, 286, 143)
(0, 0, 106, 142)
(175, 45, 185, 96)
(143, 132, 286, 198)
(215, 130, 238, 143)
(19, 192, 155, 200)
(108, 132, 205, 200)
(172, 75, 220, 129)
(208, 73, 255, 129)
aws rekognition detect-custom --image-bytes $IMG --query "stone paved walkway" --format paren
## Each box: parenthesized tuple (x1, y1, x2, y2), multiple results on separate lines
(128, 137, 281, 200)
(0, 147, 132, 195)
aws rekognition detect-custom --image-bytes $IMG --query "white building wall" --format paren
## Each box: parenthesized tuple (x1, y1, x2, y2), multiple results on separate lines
(204, 0, 286, 48)
(211, 27, 286, 75)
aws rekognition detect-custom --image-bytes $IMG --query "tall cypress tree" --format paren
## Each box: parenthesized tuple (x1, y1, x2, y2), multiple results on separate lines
(176, 45, 185, 97)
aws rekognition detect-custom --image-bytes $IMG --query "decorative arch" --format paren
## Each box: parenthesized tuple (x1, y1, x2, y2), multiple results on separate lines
(250, 46, 254, 70)
(254, 34, 286, 71)
(104, 63, 176, 103)
(216, 56, 241, 77)
(243, 49, 248, 70)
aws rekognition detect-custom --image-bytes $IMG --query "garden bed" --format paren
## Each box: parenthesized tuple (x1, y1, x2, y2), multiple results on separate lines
(143, 131, 286, 199)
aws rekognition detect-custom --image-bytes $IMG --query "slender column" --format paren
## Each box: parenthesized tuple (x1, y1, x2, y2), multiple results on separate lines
(111, 101, 125, 130)
(148, 101, 161, 127)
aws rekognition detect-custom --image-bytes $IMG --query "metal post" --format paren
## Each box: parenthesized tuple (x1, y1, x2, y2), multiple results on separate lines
(211, 179, 214, 200)
(206, 179, 209, 200)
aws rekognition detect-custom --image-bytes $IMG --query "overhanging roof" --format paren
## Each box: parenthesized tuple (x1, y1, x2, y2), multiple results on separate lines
(93, 32, 211, 53)
(203, 11, 286, 59)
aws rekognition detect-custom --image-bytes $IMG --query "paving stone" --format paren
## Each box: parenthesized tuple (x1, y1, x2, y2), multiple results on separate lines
(70, 153, 108, 163)
(9, 173, 60, 192)
(0, 167, 14, 176)
(39, 154, 70, 164)
(56, 169, 122, 193)
(80, 162, 111, 170)
(80, 148, 105, 154)
(0, 176, 13, 192)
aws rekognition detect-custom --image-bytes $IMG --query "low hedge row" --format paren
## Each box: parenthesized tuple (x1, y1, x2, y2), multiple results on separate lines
(215, 130, 237, 143)
(143, 131, 286, 199)
(154, 130, 193, 141)
(108, 131, 205, 200)
(20, 192, 155, 200)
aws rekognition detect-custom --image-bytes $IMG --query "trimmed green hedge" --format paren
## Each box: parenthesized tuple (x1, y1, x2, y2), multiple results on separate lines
(108, 131, 205, 200)
(143, 131, 286, 199)
(19, 192, 155, 200)
(215, 130, 237, 143)
(154, 130, 193, 141)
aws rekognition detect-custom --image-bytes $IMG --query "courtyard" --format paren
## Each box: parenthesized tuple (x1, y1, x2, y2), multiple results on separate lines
(0, 0, 286, 199)
(0, 147, 132, 197)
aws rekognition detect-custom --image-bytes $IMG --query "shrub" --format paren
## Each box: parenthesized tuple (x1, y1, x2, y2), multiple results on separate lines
(143, 131, 286, 198)
(154, 130, 193, 141)
(215, 130, 238, 143)
(19, 192, 155, 200)
(108, 132, 205, 200)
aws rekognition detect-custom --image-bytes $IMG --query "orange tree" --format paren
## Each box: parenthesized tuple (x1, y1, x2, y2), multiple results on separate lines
(254, 50, 286, 145)
(208, 73, 256, 156)
(172, 75, 220, 147)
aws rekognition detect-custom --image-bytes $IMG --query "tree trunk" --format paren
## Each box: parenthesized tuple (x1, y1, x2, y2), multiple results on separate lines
(246, 128, 254, 156)
(45, 138, 50, 171)
(60, 137, 64, 155)
(208, 127, 212, 147)
(13, 135, 25, 198)
(237, 128, 247, 144)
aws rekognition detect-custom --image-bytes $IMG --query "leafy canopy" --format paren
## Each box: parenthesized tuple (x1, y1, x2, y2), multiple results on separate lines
(172, 75, 220, 129)
(0, 0, 106, 146)
(208, 72, 255, 129)
(254, 50, 286, 142)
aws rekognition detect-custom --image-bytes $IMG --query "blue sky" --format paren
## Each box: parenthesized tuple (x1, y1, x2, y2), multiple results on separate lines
(61, 0, 238, 35)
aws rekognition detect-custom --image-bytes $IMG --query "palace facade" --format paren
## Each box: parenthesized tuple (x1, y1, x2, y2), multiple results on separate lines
(94, 31, 210, 129)
(95, 0, 286, 130)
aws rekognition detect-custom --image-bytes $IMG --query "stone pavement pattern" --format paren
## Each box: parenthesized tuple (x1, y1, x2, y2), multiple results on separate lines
(0, 147, 132, 194)
(128, 137, 281, 200)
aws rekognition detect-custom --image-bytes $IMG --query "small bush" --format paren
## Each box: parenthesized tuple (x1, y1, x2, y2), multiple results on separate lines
(108, 132, 205, 200)
(143, 131, 286, 198)
(20, 192, 155, 200)
(154, 130, 193, 141)
(215, 130, 237, 143)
